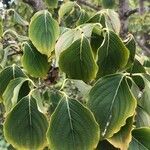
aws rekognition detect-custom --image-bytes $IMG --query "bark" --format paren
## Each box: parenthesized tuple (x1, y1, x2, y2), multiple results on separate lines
(119, 0, 129, 38)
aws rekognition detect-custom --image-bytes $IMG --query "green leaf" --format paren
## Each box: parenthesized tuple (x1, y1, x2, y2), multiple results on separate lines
(87, 12, 106, 28)
(138, 75, 150, 110)
(48, 90, 63, 113)
(136, 76, 150, 126)
(32, 89, 48, 114)
(45, 0, 58, 8)
(59, 36, 98, 82)
(55, 29, 81, 64)
(108, 116, 134, 150)
(29, 10, 59, 56)
(90, 26, 104, 56)
(0, 65, 26, 101)
(102, 10, 120, 33)
(76, 9, 90, 26)
(58, 1, 76, 21)
(136, 106, 150, 127)
(87, 74, 136, 139)
(4, 95, 48, 150)
(124, 34, 136, 69)
(128, 59, 146, 74)
(97, 30, 129, 78)
(2, 77, 30, 113)
(88, 10, 121, 34)
(102, 0, 116, 9)
(47, 96, 100, 150)
(22, 42, 49, 78)
(55, 23, 102, 65)
(129, 128, 150, 150)
(55, 23, 101, 59)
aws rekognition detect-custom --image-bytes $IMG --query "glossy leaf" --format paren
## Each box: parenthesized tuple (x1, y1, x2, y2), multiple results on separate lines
(3, 77, 30, 113)
(0, 65, 26, 101)
(22, 42, 49, 78)
(4, 95, 48, 150)
(87, 74, 136, 139)
(97, 31, 129, 78)
(108, 116, 134, 150)
(59, 36, 98, 82)
(129, 128, 150, 150)
(29, 10, 59, 56)
(47, 96, 100, 150)
(45, 0, 58, 8)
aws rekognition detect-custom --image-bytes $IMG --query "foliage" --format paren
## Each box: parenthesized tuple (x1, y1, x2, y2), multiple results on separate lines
(0, 0, 150, 150)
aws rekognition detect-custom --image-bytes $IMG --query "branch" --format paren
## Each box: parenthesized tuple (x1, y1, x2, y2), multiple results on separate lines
(124, 6, 150, 18)
(77, 0, 100, 11)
